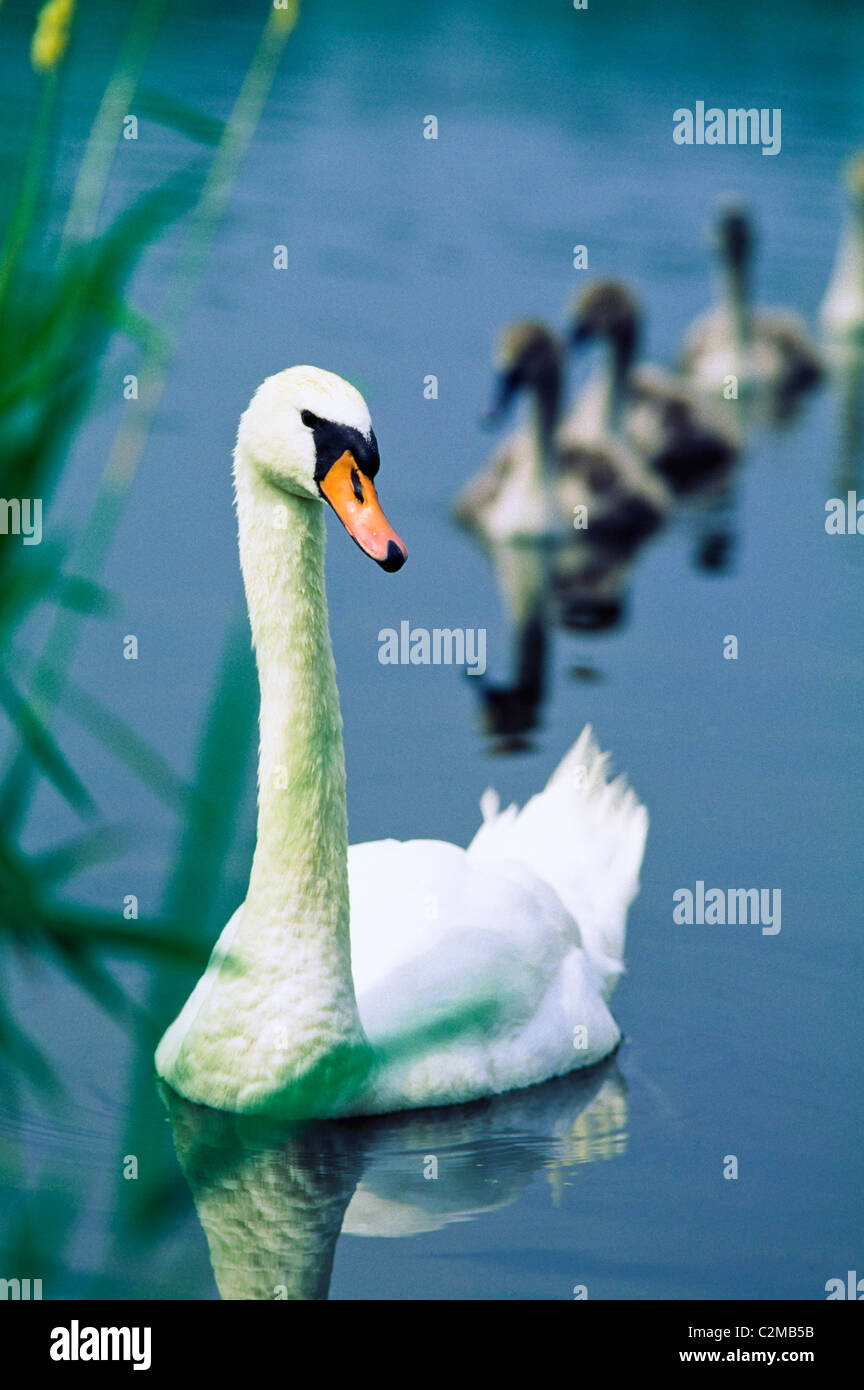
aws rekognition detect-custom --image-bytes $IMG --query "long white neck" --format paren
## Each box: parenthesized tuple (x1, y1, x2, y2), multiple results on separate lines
(238, 462, 346, 921)
(224, 447, 370, 1112)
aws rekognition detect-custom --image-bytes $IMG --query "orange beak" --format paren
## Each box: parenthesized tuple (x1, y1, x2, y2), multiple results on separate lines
(319, 450, 407, 572)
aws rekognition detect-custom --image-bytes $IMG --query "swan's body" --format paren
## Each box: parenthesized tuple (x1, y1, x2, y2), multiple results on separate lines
(820, 154, 864, 343)
(161, 735, 645, 1117)
(453, 321, 668, 550)
(566, 281, 739, 494)
(681, 204, 823, 410)
(155, 367, 648, 1120)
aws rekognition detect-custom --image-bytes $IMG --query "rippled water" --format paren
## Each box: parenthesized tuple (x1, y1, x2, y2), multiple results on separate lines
(1, 0, 863, 1299)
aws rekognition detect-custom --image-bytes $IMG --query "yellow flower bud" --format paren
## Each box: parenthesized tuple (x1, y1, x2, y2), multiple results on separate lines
(31, 0, 76, 74)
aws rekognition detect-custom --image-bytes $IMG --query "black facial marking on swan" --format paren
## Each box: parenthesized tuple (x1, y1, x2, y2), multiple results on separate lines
(301, 409, 381, 482)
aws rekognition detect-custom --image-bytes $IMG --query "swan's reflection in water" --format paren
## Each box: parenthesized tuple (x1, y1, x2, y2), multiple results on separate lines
(475, 542, 551, 752)
(470, 498, 719, 752)
(161, 1059, 627, 1300)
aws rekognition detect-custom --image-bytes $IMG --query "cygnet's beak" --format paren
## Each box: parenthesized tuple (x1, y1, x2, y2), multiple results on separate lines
(481, 368, 519, 428)
(318, 450, 407, 572)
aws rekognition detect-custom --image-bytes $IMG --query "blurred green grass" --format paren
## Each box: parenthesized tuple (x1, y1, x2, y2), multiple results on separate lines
(0, 0, 300, 1115)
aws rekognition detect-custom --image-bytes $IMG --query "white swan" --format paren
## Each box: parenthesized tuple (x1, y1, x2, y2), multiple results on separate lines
(155, 366, 648, 1120)
(681, 202, 823, 409)
(821, 153, 864, 344)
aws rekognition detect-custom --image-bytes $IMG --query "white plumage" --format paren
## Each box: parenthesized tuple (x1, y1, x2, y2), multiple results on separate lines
(155, 368, 647, 1120)
(347, 726, 647, 1113)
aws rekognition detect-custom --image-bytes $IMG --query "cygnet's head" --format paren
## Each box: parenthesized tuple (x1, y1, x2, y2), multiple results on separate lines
(483, 321, 563, 425)
(568, 281, 640, 358)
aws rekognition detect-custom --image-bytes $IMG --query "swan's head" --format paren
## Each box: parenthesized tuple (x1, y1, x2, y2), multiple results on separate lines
(713, 199, 753, 274)
(237, 366, 407, 572)
(483, 321, 562, 425)
(568, 281, 640, 358)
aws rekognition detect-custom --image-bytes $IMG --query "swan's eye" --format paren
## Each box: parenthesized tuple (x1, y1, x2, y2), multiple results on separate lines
(301, 410, 319, 428)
